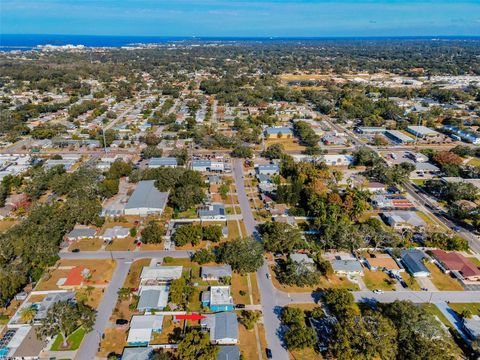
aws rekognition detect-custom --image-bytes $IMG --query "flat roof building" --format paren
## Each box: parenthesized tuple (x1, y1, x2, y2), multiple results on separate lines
(407, 126, 440, 138)
(148, 157, 178, 168)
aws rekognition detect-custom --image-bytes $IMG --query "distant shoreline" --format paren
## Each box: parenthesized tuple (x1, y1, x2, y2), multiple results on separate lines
(1, 33, 479, 52)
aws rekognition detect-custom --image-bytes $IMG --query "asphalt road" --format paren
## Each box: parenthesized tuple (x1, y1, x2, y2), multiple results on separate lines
(233, 159, 290, 360)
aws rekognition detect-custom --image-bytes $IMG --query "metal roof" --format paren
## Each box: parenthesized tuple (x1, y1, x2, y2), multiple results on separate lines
(201, 265, 232, 279)
(148, 157, 178, 167)
(125, 180, 169, 211)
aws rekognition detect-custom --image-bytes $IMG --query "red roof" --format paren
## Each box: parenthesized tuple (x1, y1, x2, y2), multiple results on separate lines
(63, 266, 86, 286)
(430, 250, 480, 278)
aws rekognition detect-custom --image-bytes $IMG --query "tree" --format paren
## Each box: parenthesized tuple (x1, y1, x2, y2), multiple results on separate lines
(202, 225, 223, 242)
(323, 289, 356, 319)
(19, 306, 37, 323)
(262, 143, 284, 159)
(173, 224, 202, 246)
(141, 146, 163, 159)
(176, 329, 218, 360)
(117, 287, 132, 301)
(141, 221, 165, 244)
(231, 145, 253, 158)
(259, 222, 304, 254)
(239, 310, 261, 330)
(274, 259, 321, 287)
(433, 151, 463, 166)
(330, 311, 397, 360)
(169, 277, 194, 310)
(192, 249, 216, 265)
(280, 307, 304, 326)
(36, 301, 96, 348)
(382, 300, 458, 360)
(107, 159, 132, 179)
(284, 325, 317, 350)
(217, 237, 264, 273)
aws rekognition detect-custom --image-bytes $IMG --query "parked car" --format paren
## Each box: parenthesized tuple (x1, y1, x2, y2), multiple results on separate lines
(236, 304, 246, 309)
(116, 319, 129, 326)
(266, 348, 273, 359)
(71, 248, 80, 253)
(373, 289, 383, 294)
(266, 273, 271, 280)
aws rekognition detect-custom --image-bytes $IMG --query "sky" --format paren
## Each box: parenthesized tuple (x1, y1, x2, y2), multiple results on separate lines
(1, 0, 480, 37)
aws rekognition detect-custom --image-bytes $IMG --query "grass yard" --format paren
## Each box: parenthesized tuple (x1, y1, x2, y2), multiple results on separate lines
(401, 272, 421, 291)
(249, 273, 261, 304)
(150, 316, 184, 344)
(76, 287, 104, 309)
(97, 328, 127, 357)
(468, 158, 480, 167)
(51, 327, 86, 351)
(466, 257, 480, 267)
(426, 263, 463, 291)
(363, 269, 396, 291)
(257, 323, 268, 360)
(232, 273, 250, 304)
(317, 275, 360, 291)
(449, 303, 480, 317)
(422, 304, 452, 328)
(174, 207, 198, 219)
(290, 348, 323, 360)
(105, 236, 136, 251)
(36, 268, 70, 291)
(265, 138, 305, 151)
(238, 323, 263, 360)
(68, 237, 103, 251)
(123, 258, 151, 288)
(227, 220, 245, 240)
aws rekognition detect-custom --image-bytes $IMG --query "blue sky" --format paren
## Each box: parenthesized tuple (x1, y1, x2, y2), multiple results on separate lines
(1, 0, 480, 37)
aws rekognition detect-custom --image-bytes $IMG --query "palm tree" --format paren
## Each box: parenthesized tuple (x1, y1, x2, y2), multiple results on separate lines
(117, 287, 132, 301)
(19, 306, 37, 323)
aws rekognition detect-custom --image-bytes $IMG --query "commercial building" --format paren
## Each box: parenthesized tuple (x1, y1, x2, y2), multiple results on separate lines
(407, 126, 440, 138)
(124, 180, 169, 216)
(385, 130, 415, 144)
(148, 157, 178, 168)
(265, 127, 293, 139)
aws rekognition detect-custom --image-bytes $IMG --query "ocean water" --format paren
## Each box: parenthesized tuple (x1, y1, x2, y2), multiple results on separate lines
(1, 34, 479, 51)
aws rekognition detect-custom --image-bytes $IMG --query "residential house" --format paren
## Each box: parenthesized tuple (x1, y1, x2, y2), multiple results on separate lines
(198, 203, 226, 220)
(66, 227, 97, 241)
(331, 256, 364, 276)
(366, 182, 386, 193)
(122, 347, 154, 360)
(217, 345, 241, 360)
(201, 266, 233, 281)
(137, 285, 170, 311)
(34, 292, 76, 322)
(430, 250, 480, 281)
(200, 312, 239, 344)
(383, 211, 426, 230)
(192, 160, 225, 172)
(290, 253, 316, 272)
(257, 164, 280, 176)
(100, 226, 130, 241)
(59, 266, 91, 289)
(140, 265, 183, 286)
(124, 180, 169, 216)
(401, 249, 430, 278)
(202, 286, 235, 311)
(126, 314, 164, 346)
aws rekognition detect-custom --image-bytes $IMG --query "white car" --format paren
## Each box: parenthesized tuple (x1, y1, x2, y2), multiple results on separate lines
(373, 289, 384, 294)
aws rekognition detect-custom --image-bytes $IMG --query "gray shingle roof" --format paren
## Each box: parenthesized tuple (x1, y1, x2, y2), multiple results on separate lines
(148, 157, 177, 167)
(401, 250, 430, 275)
(201, 312, 238, 341)
(201, 265, 233, 279)
(217, 345, 241, 360)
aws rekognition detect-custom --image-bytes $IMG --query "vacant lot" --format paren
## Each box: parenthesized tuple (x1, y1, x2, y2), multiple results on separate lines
(97, 327, 127, 358)
(363, 269, 396, 291)
(68, 237, 103, 251)
(426, 263, 463, 291)
(123, 258, 151, 288)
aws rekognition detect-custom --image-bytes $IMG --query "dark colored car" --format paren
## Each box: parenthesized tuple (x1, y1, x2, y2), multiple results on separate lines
(71, 248, 80, 253)
(236, 304, 246, 309)
(116, 319, 129, 326)
(266, 348, 273, 359)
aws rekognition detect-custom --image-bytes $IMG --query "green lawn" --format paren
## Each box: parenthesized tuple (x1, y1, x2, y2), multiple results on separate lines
(425, 263, 463, 291)
(422, 304, 453, 329)
(449, 303, 480, 317)
(51, 327, 86, 351)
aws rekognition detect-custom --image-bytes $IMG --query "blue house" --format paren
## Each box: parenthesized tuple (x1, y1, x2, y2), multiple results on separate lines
(202, 286, 235, 311)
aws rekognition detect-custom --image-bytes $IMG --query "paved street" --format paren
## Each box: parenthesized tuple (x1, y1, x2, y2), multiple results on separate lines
(233, 159, 290, 360)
